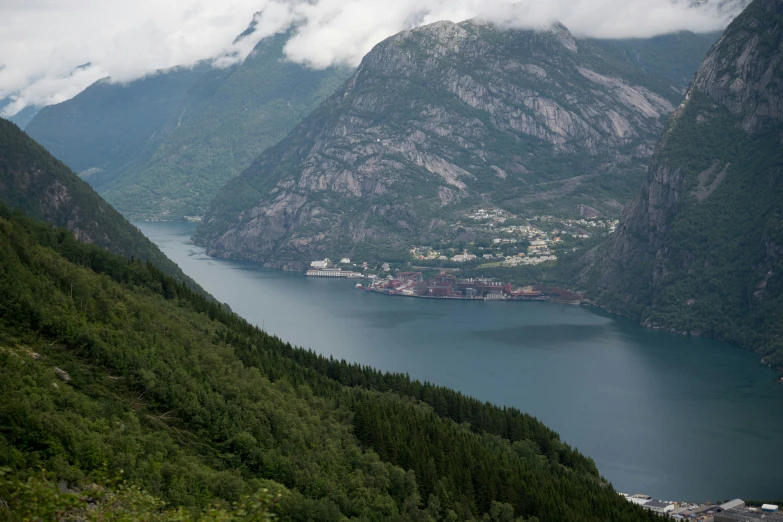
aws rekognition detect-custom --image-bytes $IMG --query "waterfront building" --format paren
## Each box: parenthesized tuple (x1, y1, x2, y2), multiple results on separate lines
(643, 500, 675, 514)
(306, 268, 363, 278)
(719, 500, 746, 512)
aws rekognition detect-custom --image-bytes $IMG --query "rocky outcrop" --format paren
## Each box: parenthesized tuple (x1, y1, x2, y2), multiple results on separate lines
(197, 20, 689, 264)
(591, 0, 783, 366)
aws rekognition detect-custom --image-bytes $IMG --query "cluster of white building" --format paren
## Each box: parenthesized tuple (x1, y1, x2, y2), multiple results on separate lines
(307, 258, 364, 278)
(619, 495, 781, 520)
(310, 257, 352, 269)
(533, 215, 619, 234)
(495, 223, 547, 239)
(502, 254, 557, 266)
(464, 208, 511, 222)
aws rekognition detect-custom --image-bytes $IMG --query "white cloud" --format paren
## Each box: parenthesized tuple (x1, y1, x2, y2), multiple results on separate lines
(0, 0, 274, 115)
(0, 0, 743, 116)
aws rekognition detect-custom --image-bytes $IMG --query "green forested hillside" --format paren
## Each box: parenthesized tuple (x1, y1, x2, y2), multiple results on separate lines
(0, 207, 656, 521)
(0, 118, 199, 290)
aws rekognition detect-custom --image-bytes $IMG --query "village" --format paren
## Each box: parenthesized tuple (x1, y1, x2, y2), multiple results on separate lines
(408, 210, 618, 268)
(303, 209, 618, 276)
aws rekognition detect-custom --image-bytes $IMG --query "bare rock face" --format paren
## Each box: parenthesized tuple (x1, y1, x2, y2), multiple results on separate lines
(197, 20, 685, 264)
(690, 0, 783, 132)
(591, 0, 783, 365)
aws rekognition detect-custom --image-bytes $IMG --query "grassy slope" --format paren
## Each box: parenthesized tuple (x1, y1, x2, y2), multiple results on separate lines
(583, 31, 722, 94)
(25, 33, 352, 221)
(24, 66, 209, 189)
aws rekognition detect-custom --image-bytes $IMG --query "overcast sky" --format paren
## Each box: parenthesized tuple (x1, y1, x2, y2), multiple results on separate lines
(0, 0, 742, 117)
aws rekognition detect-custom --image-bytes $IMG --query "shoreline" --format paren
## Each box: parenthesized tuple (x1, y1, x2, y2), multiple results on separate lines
(359, 286, 581, 304)
(150, 229, 783, 379)
(581, 300, 783, 378)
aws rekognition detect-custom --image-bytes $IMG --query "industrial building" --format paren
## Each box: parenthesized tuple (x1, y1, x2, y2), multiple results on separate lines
(364, 272, 552, 300)
(712, 500, 782, 522)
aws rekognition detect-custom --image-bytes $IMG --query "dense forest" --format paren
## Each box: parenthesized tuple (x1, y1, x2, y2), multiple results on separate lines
(0, 206, 658, 521)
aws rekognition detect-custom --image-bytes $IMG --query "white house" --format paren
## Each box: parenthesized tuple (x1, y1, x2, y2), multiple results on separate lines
(310, 259, 330, 269)
(340, 258, 351, 264)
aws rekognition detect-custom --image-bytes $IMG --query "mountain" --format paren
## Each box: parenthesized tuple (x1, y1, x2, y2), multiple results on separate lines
(0, 208, 658, 521)
(585, 31, 722, 93)
(195, 22, 715, 267)
(587, 0, 783, 367)
(24, 64, 211, 190)
(0, 118, 197, 287)
(0, 97, 39, 128)
(25, 32, 353, 220)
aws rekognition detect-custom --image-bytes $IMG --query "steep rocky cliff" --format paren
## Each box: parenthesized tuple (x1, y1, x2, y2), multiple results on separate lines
(0, 118, 200, 288)
(592, 0, 783, 366)
(197, 21, 705, 265)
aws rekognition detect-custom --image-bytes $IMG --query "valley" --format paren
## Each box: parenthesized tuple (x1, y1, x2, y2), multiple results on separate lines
(140, 221, 783, 502)
(1, 0, 782, 519)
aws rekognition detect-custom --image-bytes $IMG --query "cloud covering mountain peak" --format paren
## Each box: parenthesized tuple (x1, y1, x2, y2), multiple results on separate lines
(0, 0, 744, 116)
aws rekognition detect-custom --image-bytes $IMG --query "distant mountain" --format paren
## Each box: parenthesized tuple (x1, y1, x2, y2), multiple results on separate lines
(585, 31, 722, 93)
(25, 65, 210, 189)
(585, 0, 783, 367)
(195, 22, 716, 268)
(0, 99, 39, 128)
(26, 32, 352, 220)
(0, 118, 199, 288)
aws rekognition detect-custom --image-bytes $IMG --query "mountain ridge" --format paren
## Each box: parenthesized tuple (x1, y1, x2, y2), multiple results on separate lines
(0, 118, 201, 289)
(195, 21, 715, 267)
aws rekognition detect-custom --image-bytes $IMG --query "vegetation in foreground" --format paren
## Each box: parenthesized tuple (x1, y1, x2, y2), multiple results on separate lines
(0, 206, 657, 521)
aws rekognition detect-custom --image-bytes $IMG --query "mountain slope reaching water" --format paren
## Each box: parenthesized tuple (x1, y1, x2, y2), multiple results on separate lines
(586, 0, 783, 367)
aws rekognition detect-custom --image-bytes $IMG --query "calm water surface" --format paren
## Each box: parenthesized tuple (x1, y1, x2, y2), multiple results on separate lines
(138, 221, 783, 501)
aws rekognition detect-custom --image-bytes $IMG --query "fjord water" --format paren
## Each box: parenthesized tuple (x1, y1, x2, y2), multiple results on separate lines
(139, 221, 783, 501)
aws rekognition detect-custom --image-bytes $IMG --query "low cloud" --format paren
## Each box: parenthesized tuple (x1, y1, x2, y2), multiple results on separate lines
(0, 0, 743, 117)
